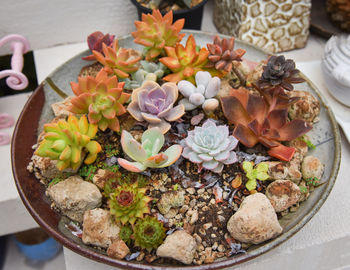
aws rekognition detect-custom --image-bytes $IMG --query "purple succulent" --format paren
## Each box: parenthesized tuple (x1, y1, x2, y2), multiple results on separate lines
(82, 31, 115, 61)
(127, 81, 185, 134)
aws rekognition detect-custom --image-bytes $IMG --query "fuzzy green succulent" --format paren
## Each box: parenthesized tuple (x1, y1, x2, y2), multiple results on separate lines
(242, 161, 269, 191)
(133, 216, 166, 250)
(123, 60, 166, 90)
(118, 127, 182, 172)
(109, 182, 151, 224)
(35, 115, 102, 171)
(119, 225, 133, 246)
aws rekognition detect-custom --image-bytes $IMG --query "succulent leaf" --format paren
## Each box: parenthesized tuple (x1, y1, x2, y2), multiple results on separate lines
(69, 69, 130, 132)
(132, 10, 185, 61)
(118, 128, 182, 172)
(133, 216, 166, 250)
(182, 119, 238, 173)
(242, 161, 269, 191)
(109, 182, 151, 225)
(127, 81, 185, 134)
(35, 115, 101, 170)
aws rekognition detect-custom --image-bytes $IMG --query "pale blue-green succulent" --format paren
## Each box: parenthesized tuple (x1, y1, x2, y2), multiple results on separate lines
(118, 127, 182, 172)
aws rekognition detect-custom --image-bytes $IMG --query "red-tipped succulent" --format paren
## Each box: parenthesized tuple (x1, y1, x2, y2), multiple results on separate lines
(221, 87, 312, 161)
(159, 34, 214, 83)
(82, 31, 115, 61)
(206, 36, 246, 73)
(93, 39, 141, 79)
(132, 10, 185, 61)
(69, 69, 130, 132)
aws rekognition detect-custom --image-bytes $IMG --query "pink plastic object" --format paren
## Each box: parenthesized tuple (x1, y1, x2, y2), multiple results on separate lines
(0, 34, 30, 90)
(0, 113, 15, 128)
(0, 132, 11, 145)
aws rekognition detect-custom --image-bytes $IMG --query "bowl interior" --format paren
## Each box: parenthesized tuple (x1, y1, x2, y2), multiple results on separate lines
(12, 30, 341, 269)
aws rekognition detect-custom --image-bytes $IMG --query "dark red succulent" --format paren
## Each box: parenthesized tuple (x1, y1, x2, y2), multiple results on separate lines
(82, 31, 115, 61)
(258, 55, 305, 91)
(221, 87, 312, 161)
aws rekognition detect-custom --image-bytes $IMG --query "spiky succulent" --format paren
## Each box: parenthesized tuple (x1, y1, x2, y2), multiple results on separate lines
(132, 9, 185, 61)
(133, 216, 166, 250)
(35, 115, 102, 171)
(119, 225, 133, 245)
(93, 39, 141, 79)
(123, 60, 166, 90)
(221, 87, 312, 161)
(182, 119, 239, 173)
(160, 34, 214, 84)
(127, 81, 185, 133)
(82, 31, 115, 61)
(259, 56, 305, 91)
(118, 127, 182, 172)
(109, 182, 151, 225)
(242, 161, 269, 191)
(178, 71, 220, 112)
(206, 36, 246, 73)
(69, 69, 130, 132)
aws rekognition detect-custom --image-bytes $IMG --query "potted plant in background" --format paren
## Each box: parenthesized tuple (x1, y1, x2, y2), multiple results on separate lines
(130, 0, 209, 30)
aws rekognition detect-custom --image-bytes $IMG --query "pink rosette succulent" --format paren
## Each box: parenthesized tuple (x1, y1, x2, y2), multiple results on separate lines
(127, 81, 185, 134)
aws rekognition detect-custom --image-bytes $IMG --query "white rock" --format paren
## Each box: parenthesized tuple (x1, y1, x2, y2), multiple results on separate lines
(156, 230, 196, 264)
(227, 193, 283, 244)
(82, 208, 120, 248)
(302, 155, 324, 180)
(157, 191, 185, 215)
(51, 96, 74, 118)
(107, 239, 129, 259)
(47, 175, 102, 222)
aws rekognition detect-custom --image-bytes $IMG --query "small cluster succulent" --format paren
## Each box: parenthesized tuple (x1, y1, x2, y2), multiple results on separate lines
(242, 161, 269, 191)
(119, 225, 133, 245)
(258, 55, 305, 91)
(69, 69, 130, 132)
(133, 216, 166, 250)
(82, 31, 115, 61)
(35, 115, 101, 171)
(182, 119, 238, 173)
(118, 127, 182, 172)
(221, 87, 312, 161)
(160, 34, 214, 83)
(132, 10, 185, 61)
(127, 81, 185, 133)
(178, 71, 220, 113)
(93, 39, 141, 79)
(206, 36, 246, 73)
(109, 182, 151, 224)
(123, 60, 166, 90)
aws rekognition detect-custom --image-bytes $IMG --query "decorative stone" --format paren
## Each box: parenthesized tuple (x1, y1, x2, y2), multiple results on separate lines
(302, 156, 324, 180)
(214, 0, 311, 53)
(47, 175, 102, 222)
(289, 91, 320, 123)
(266, 180, 302, 212)
(156, 230, 196, 265)
(227, 193, 282, 244)
(107, 239, 130, 259)
(157, 191, 185, 215)
(82, 208, 120, 248)
(51, 96, 74, 118)
(265, 161, 289, 180)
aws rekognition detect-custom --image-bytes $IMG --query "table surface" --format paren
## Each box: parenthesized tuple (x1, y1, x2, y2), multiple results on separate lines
(1, 1, 350, 269)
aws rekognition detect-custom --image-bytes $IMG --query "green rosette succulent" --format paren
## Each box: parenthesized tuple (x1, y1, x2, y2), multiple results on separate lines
(133, 216, 166, 251)
(242, 161, 269, 191)
(119, 225, 133, 246)
(35, 115, 102, 171)
(118, 127, 182, 172)
(109, 182, 151, 225)
(123, 60, 166, 90)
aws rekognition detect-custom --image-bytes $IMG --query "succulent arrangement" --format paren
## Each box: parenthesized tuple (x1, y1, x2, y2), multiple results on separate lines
(69, 69, 130, 132)
(28, 9, 324, 267)
(178, 71, 220, 112)
(35, 115, 101, 170)
(108, 182, 151, 224)
(118, 127, 182, 172)
(127, 81, 185, 133)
